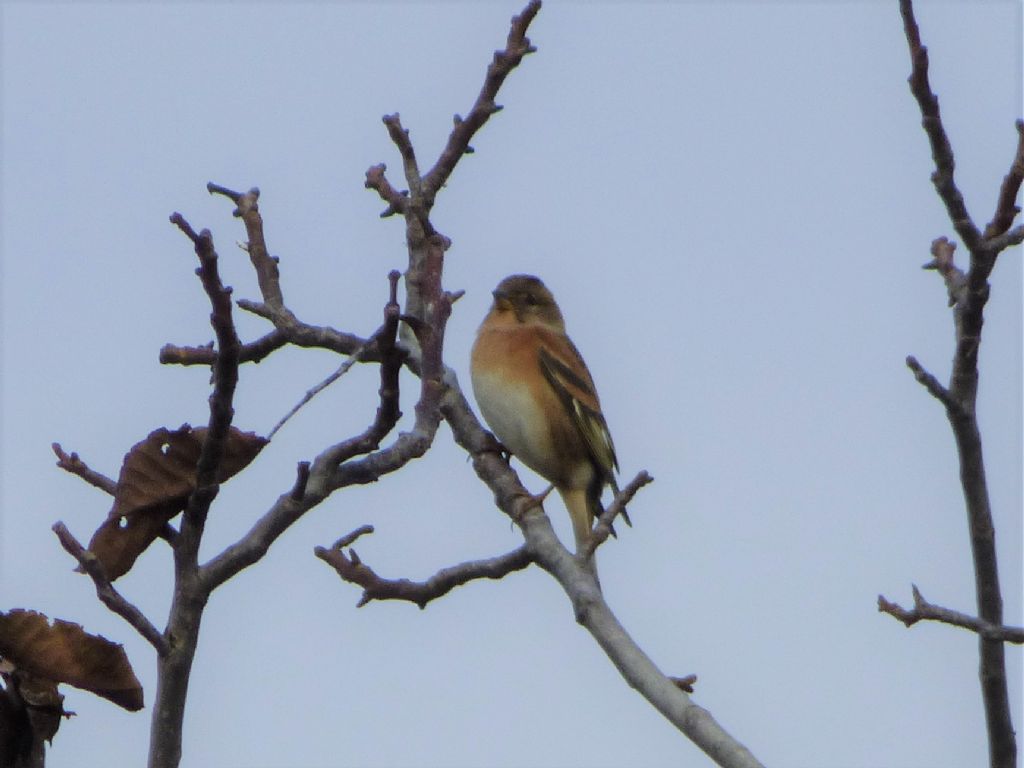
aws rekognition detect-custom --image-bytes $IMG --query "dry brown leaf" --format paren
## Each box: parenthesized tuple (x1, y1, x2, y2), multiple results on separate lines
(111, 424, 268, 518)
(86, 424, 267, 579)
(0, 610, 143, 711)
(86, 500, 181, 581)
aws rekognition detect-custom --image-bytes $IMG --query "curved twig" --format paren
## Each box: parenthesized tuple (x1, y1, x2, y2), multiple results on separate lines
(315, 528, 534, 609)
(52, 522, 168, 656)
(879, 586, 1024, 644)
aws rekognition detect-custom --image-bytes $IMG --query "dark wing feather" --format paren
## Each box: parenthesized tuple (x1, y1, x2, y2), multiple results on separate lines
(538, 343, 631, 528)
(537, 344, 619, 482)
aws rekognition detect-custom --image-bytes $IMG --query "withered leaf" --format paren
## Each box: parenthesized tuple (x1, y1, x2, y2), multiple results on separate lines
(86, 500, 181, 581)
(87, 424, 268, 580)
(111, 424, 268, 518)
(0, 610, 143, 711)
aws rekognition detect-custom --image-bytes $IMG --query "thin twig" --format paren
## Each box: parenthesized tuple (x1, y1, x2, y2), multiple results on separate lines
(160, 328, 287, 366)
(52, 522, 169, 656)
(51, 443, 116, 496)
(267, 337, 375, 440)
(983, 119, 1024, 240)
(199, 272, 405, 593)
(207, 183, 287, 312)
(899, 0, 981, 252)
(169, 214, 241, 558)
(364, 163, 409, 218)
(315, 529, 534, 609)
(262, 268, 407, 443)
(921, 236, 967, 307)
(579, 471, 654, 561)
(421, 0, 541, 199)
(382, 114, 422, 198)
(879, 586, 1024, 644)
(904, 356, 961, 414)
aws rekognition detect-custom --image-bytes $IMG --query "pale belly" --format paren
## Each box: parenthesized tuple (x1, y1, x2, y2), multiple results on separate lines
(472, 370, 551, 472)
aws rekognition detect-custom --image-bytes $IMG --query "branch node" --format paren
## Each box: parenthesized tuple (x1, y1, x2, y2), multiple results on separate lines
(670, 674, 698, 694)
(290, 462, 310, 501)
(905, 355, 962, 415)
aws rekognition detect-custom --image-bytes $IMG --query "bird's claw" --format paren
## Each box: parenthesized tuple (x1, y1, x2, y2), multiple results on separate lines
(511, 484, 554, 520)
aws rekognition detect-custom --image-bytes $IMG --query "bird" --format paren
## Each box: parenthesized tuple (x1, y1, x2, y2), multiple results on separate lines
(470, 274, 628, 556)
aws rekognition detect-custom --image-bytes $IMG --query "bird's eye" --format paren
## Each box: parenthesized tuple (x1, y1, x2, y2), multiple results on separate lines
(524, 293, 538, 306)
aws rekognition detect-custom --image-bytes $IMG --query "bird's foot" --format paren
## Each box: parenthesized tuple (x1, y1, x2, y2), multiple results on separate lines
(511, 484, 554, 520)
(480, 432, 512, 464)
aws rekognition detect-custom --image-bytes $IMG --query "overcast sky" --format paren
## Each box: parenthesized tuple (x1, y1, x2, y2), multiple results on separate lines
(2, 2, 1021, 767)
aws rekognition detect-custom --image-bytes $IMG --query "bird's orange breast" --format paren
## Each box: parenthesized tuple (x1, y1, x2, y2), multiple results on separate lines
(471, 322, 594, 489)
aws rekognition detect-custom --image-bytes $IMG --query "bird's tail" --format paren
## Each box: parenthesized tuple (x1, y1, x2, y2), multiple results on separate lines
(560, 488, 594, 555)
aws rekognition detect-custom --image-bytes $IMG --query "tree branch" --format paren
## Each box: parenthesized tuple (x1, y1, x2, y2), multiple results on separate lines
(51, 444, 116, 496)
(983, 119, 1024, 240)
(382, 114, 422, 198)
(147, 213, 245, 768)
(350, 5, 763, 762)
(168, 214, 241, 566)
(898, 0, 981, 252)
(199, 271, 406, 593)
(578, 471, 654, 561)
(920, 236, 967, 307)
(206, 184, 287, 313)
(364, 163, 409, 218)
(52, 522, 169, 656)
(314, 527, 534, 609)
(159, 328, 287, 366)
(896, 4, 1018, 767)
(879, 586, 1024, 644)
(904, 355, 961, 414)
(421, 0, 540, 199)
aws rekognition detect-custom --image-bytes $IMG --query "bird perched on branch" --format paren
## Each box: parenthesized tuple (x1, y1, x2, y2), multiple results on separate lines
(471, 274, 628, 555)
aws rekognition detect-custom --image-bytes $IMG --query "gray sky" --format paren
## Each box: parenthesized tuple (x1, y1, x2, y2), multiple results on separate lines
(2, 2, 1021, 767)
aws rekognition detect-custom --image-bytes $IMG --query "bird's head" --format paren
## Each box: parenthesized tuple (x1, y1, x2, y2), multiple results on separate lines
(490, 274, 566, 330)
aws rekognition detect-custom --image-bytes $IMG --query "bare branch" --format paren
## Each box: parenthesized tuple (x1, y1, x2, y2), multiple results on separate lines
(319, 271, 405, 470)
(315, 528, 534, 608)
(160, 328, 287, 366)
(52, 522, 169, 656)
(364, 163, 409, 218)
(879, 586, 1024, 644)
(422, 0, 541, 199)
(670, 675, 698, 694)
(51, 443, 116, 496)
(199, 272, 405, 592)
(289, 462, 310, 502)
(898, 0, 982, 252)
(983, 119, 1024, 240)
(985, 223, 1024, 254)
(921, 236, 967, 307)
(897, 4, 1018, 766)
(904, 356, 961, 414)
(206, 184, 287, 312)
(579, 471, 654, 561)
(266, 272, 403, 441)
(382, 114, 422, 197)
(433, 382, 765, 767)
(267, 337, 374, 440)
(168, 214, 241, 561)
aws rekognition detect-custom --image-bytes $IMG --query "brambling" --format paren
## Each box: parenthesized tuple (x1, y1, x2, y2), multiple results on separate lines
(471, 274, 628, 555)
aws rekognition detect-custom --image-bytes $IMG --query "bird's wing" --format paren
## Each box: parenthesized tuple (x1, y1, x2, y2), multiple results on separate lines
(537, 339, 619, 482)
